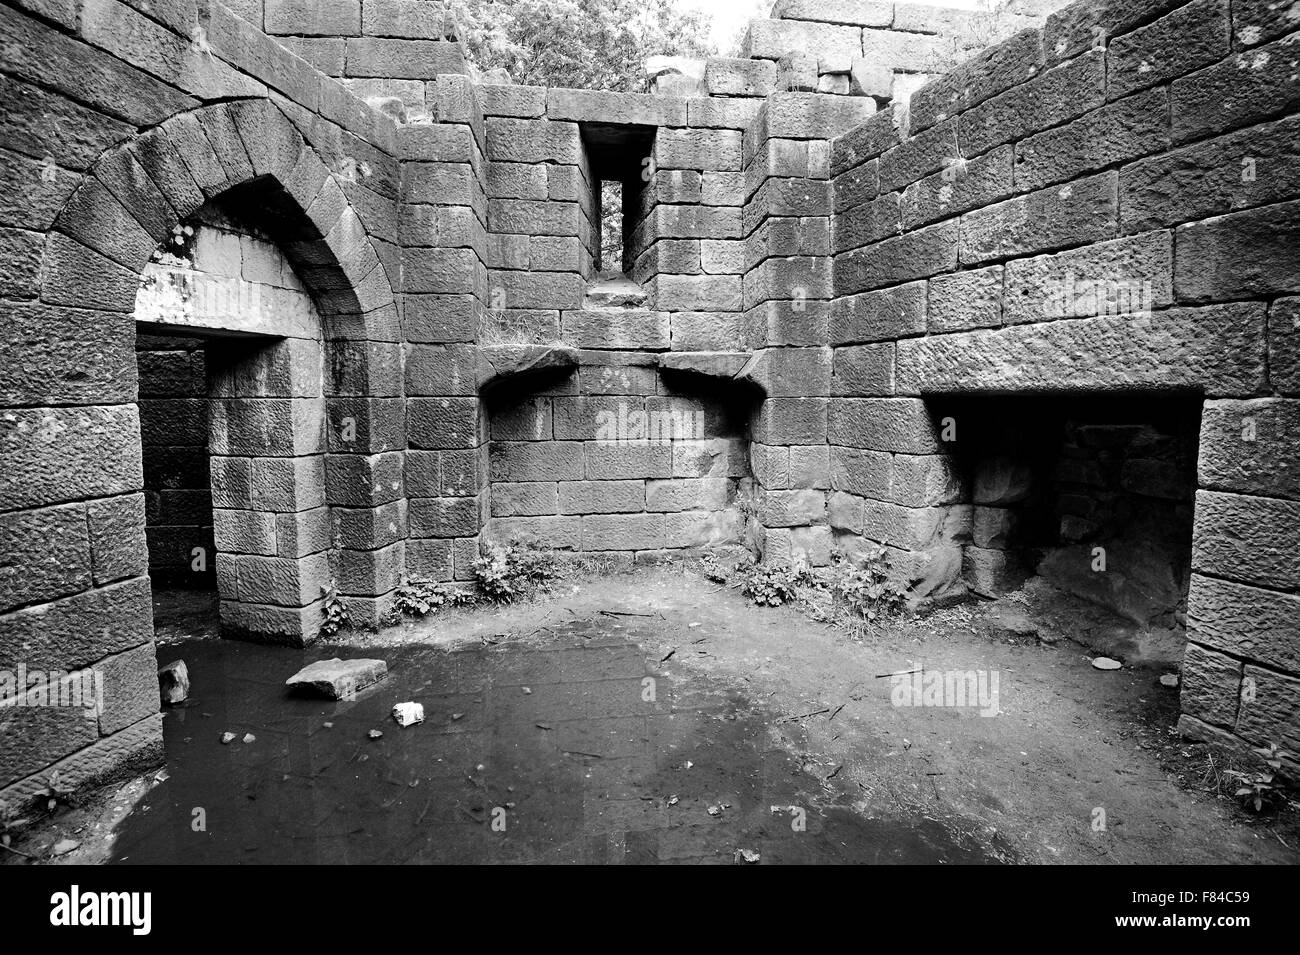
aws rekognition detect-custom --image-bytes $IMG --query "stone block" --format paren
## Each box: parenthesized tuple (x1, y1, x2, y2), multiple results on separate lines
(1180, 640, 1243, 728)
(1193, 489, 1300, 590)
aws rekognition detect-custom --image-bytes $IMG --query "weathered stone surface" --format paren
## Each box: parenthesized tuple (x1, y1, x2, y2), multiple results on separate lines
(653, 275, 742, 312)
(1108, 0, 1229, 100)
(1174, 201, 1300, 303)
(486, 118, 579, 164)
(1001, 231, 1172, 325)
(902, 144, 1014, 230)
(958, 171, 1118, 265)
(479, 84, 546, 118)
(345, 37, 467, 78)
(1189, 574, 1300, 674)
(744, 19, 863, 61)
(959, 51, 1104, 158)
(772, 0, 892, 27)
(830, 108, 900, 177)
(861, 499, 970, 551)
(361, 0, 460, 39)
(752, 92, 875, 144)
(286, 657, 388, 699)
(706, 57, 776, 97)
(1179, 641, 1242, 727)
(0, 406, 143, 512)
(909, 28, 1044, 133)
(858, 27, 950, 74)
(563, 310, 669, 351)
(833, 192, 900, 253)
(1237, 664, 1300, 751)
(1199, 398, 1300, 500)
(1271, 297, 1300, 396)
(1120, 113, 1300, 233)
(776, 52, 818, 93)
(1016, 86, 1169, 193)
(1193, 489, 1300, 590)
(546, 88, 685, 127)
(1170, 32, 1300, 144)
(849, 59, 891, 98)
(688, 96, 763, 129)
(831, 342, 894, 396)
(87, 494, 147, 585)
(95, 642, 160, 734)
(836, 219, 957, 295)
(1232, 0, 1300, 46)
(562, 480, 645, 515)
(830, 281, 926, 345)
(897, 304, 1266, 397)
(829, 397, 942, 453)
(658, 128, 742, 172)
(0, 577, 152, 672)
(928, 266, 1002, 332)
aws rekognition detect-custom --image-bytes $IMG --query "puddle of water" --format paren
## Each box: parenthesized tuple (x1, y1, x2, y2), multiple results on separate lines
(110, 618, 1000, 864)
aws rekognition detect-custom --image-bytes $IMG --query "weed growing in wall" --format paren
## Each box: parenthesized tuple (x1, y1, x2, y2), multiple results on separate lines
(320, 582, 351, 636)
(472, 541, 555, 602)
(381, 581, 479, 626)
(741, 560, 811, 606)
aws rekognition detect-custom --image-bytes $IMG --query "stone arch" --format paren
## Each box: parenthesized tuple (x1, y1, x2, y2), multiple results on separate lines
(40, 98, 406, 643)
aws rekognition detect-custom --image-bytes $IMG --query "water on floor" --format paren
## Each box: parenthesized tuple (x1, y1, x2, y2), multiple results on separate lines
(113, 613, 1002, 864)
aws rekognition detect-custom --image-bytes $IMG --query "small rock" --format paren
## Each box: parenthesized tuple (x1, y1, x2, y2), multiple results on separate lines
(50, 839, 79, 857)
(367, 729, 383, 740)
(158, 659, 190, 705)
(734, 848, 760, 864)
(286, 658, 388, 700)
(392, 702, 424, 727)
(1160, 673, 1180, 688)
(242, 733, 256, 744)
(1092, 656, 1123, 670)
(220, 732, 236, 744)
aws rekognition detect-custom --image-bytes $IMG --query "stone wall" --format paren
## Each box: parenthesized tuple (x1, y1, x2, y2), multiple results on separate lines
(241, 0, 471, 118)
(828, 0, 1300, 764)
(0, 0, 402, 805)
(3, 0, 1299, 804)
(742, 0, 1071, 105)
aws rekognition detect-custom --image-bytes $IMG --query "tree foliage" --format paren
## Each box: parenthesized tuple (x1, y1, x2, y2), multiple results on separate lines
(456, 0, 715, 91)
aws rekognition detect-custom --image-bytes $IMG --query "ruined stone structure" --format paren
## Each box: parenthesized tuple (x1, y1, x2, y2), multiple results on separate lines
(2, 0, 1298, 805)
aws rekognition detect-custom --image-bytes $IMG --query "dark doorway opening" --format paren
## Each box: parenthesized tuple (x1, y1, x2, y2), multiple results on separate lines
(931, 394, 1202, 664)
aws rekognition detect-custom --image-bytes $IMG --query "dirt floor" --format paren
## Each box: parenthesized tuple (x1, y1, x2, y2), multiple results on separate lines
(9, 563, 1298, 865)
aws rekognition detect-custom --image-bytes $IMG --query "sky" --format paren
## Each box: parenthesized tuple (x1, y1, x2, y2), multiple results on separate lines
(675, 0, 993, 55)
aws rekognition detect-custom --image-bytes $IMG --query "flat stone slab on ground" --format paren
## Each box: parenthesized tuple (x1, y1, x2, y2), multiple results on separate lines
(286, 658, 388, 699)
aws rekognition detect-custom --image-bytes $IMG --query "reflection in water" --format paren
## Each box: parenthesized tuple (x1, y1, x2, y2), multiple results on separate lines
(114, 619, 1000, 864)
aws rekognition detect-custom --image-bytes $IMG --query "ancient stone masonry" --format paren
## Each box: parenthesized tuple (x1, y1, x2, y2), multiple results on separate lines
(1, 0, 1298, 804)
